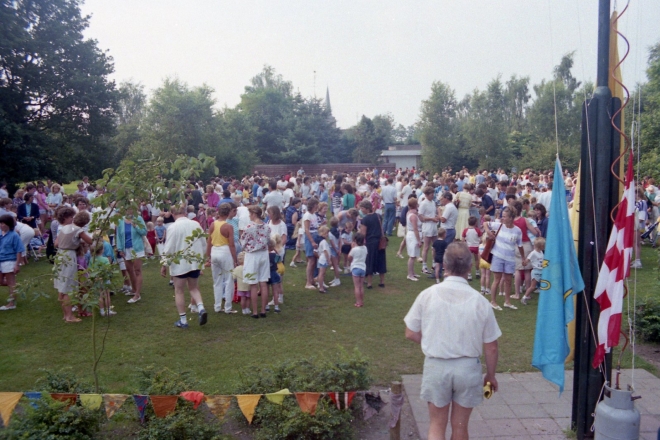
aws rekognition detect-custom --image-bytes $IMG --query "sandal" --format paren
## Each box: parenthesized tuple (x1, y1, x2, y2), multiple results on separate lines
(378, 284, 385, 288)
(366, 285, 373, 289)
(65, 318, 82, 323)
(491, 303, 503, 311)
(318, 289, 328, 294)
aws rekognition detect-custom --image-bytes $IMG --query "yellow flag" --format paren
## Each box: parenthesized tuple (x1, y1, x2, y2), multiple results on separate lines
(609, 11, 626, 189)
(102, 394, 129, 419)
(265, 388, 291, 405)
(79, 394, 102, 411)
(205, 395, 232, 420)
(0, 392, 22, 427)
(565, 162, 582, 364)
(236, 394, 261, 424)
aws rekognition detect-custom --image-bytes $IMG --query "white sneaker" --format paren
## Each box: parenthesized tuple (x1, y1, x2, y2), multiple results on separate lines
(329, 278, 341, 287)
(0, 304, 16, 311)
(189, 304, 198, 313)
(467, 274, 473, 281)
(406, 275, 418, 281)
(343, 267, 350, 274)
(316, 282, 329, 289)
(289, 261, 297, 268)
(630, 260, 642, 269)
(268, 299, 275, 306)
(278, 294, 283, 303)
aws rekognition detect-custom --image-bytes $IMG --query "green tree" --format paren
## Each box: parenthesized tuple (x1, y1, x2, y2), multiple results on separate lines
(417, 81, 458, 172)
(460, 77, 510, 170)
(352, 115, 379, 163)
(0, 0, 117, 185)
(639, 42, 660, 180)
(110, 81, 146, 162)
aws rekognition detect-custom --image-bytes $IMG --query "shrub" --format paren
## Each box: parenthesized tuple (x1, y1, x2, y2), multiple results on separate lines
(135, 367, 225, 440)
(635, 298, 660, 343)
(234, 348, 372, 440)
(35, 368, 95, 393)
(0, 395, 102, 440)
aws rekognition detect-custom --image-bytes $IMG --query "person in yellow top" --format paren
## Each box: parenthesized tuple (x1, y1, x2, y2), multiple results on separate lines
(206, 203, 238, 314)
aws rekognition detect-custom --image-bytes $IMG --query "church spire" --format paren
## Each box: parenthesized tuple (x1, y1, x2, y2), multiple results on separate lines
(325, 87, 332, 114)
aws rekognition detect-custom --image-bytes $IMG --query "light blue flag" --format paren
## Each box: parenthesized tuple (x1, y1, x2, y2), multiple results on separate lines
(532, 158, 585, 393)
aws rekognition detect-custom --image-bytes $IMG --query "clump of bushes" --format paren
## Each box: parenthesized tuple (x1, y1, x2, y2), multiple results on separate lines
(234, 348, 371, 440)
(635, 298, 660, 343)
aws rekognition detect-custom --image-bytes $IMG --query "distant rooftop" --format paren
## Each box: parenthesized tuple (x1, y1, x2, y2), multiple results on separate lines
(387, 144, 422, 151)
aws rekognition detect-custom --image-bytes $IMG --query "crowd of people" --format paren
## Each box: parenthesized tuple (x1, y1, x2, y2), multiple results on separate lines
(0, 165, 657, 321)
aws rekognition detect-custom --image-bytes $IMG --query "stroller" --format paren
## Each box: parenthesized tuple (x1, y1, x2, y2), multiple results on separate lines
(641, 220, 659, 241)
(28, 229, 48, 262)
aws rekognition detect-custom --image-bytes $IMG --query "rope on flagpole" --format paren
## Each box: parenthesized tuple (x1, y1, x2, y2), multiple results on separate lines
(575, 0, 608, 384)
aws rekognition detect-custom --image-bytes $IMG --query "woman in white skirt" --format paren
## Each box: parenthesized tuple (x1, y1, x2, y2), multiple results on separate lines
(240, 206, 271, 319)
(406, 198, 422, 282)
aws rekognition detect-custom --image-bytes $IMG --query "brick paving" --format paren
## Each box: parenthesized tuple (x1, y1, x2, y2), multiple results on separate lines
(402, 369, 660, 439)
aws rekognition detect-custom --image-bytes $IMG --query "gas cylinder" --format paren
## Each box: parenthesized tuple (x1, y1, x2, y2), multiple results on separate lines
(594, 385, 641, 440)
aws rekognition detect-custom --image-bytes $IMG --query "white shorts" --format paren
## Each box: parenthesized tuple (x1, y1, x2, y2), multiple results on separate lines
(117, 257, 126, 271)
(421, 357, 483, 408)
(243, 249, 270, 284)
(1, 260, 17, 274)
(421, 222, 437, 238)
(406, 231, 420, 258)
(123, 248, 145, 261)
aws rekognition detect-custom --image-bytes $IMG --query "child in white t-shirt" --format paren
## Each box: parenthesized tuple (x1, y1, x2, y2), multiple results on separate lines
(462, 216, 482, 281)
(522, 237, 545, 305)
(315, 226, 331, 293)
(348, 232, 368, 307)
(340, 221, 354, 273)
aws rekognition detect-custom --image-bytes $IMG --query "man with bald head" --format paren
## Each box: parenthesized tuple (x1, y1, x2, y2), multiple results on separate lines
(404, 242, 501, 440)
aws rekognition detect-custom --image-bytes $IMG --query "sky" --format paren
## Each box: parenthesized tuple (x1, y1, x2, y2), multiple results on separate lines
(80, 0, 660, 129)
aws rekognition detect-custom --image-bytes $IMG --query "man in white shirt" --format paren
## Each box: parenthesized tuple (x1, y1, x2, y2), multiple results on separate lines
(439, 191, 458, 244)
(399, 178, 413, 206)
(381, 178, 398, 236)
(160, 204, 208, 329)
(405, 243, 500, 440)
(418, 186, 439, 274)
(262, 181, 284, 211)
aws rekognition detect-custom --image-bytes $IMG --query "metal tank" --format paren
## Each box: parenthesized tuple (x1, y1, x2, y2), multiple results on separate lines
(594, 385, 641, 440)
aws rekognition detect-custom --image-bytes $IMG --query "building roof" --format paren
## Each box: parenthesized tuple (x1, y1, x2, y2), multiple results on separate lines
(380, 150, 422, 157)
(386, 144, 422, 151)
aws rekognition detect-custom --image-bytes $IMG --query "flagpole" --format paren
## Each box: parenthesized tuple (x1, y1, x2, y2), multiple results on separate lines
(572, 0, 621, 437)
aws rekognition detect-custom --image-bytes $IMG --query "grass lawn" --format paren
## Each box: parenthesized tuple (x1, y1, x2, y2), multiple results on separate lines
(0, 236, 657, 394)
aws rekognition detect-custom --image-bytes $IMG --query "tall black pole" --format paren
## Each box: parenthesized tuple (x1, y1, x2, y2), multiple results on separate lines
(572, 0, 620, 438)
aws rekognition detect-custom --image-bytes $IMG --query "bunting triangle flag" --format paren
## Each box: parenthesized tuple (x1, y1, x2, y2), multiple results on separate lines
(103, 394, 129, 419)
(24, 392, 42, 409)
(180, 391, 205, 410)
(50, 393, 77, 409)
(150, 395, 178, 418)
(236, 394, 261, 424)
(0, 392, 23, 427)
(295, 392, 322, 416)
(265, 388, 291, 405)
(79, 394, 102, 411)
(328, 392, 356, 410)
(133, 395, 149, 423)
(205, 395, 232, 421)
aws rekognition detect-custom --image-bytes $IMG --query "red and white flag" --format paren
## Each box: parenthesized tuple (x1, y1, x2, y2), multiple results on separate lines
(592, 151, 636, 368)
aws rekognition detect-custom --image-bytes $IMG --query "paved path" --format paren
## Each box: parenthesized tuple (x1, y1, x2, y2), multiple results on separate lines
(403, 369, 660, 439)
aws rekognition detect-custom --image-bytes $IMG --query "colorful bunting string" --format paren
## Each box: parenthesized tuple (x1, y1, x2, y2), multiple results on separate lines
(328, 391, 356, 410)
(103, 394, 129, 419)
(265, 388, 291, 405)
(150, 395, 178, 418)
(0, 392, 23, 427)
(295, 392, 322, 416)
(205, 395, 232, 420)
(0, 389, 380, 426)
(236, 394, 261, 424)
(133, 395, 149, 423)
(24, 392, 42, 409)
(50, 393, 77, 409)
(79, 394, 102, 411)
(180, 391, 205, 409)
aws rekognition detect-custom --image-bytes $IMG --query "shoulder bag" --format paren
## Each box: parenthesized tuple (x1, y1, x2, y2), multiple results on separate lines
(480, 222, 502, 264)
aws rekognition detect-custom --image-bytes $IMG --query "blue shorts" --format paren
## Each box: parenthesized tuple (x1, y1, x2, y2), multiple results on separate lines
(351, 268, 366, 277)
(317, 262, 329, 269)
(304, 235, 318, 258)
(330, 248, 338, 258)
(490, 255, 515, 274)
(267, 270, 281, 285)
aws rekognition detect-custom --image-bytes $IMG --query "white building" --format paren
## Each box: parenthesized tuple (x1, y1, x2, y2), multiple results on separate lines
(379, 145, 422, 170)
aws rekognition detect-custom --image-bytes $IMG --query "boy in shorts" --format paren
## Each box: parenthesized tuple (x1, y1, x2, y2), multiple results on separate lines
(522, 237, 545, 305)
(432, 229, 448, 284)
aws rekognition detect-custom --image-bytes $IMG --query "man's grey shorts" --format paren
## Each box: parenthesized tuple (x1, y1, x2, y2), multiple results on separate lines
(421, 357, 483, 408)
